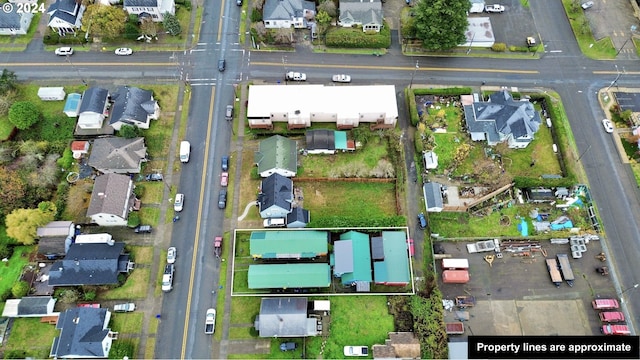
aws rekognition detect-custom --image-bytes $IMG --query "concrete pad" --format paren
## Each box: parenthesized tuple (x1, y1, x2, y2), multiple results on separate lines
(516, 300, 590, 336)
(226, 339, 272, 354)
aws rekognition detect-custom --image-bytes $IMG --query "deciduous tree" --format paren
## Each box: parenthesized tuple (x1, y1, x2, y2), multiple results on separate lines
(8, 101, 41, 130)
(0, 166, 27, 217)
(5, 203, 56, 245)
(0, 69, 18, 93)
(83, 4, 128, 38)
(413, 0, 468, 51)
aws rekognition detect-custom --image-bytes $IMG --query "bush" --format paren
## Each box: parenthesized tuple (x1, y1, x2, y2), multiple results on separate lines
(11, 281, 30, 298)
(133, 184, 144, 198)
(127, 211, 141, 228)
(118, 124, 140, 138)
(325, 24, 391, 48)
(412, 87, 472, 96)
(57, 148, 74, 170)
(124, 22, 140, 41)
(83, 290, 97, 301)
(250, 8, 262, 22)
(491, 42, 507, 52)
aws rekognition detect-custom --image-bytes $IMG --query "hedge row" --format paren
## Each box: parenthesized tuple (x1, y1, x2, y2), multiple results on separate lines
(325, 24, 391, 48)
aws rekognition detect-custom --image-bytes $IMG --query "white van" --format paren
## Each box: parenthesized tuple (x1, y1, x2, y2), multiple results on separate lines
(263, 218, 286, 228)
(179, 141, 190, 163)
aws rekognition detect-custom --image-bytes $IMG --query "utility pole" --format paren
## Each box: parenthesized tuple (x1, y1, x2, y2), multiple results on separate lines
(409, 60, 419, 89)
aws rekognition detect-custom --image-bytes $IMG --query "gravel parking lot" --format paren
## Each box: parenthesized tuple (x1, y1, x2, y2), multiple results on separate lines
(437, 239, 617, 337)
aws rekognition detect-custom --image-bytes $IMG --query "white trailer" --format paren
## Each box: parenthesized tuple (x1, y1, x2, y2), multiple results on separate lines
(37, 87, 65, 101)
(441, 258, 470, 270)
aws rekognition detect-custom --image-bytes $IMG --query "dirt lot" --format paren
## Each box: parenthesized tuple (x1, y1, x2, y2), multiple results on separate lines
(436, 239, 617, 337)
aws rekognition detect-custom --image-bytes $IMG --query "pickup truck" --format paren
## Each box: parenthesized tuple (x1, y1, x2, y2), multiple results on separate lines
(285, 71, 307, 81)
(484, 4, 505, 13)
(114, 303, 136, 312)
(204, 308, 216, 334)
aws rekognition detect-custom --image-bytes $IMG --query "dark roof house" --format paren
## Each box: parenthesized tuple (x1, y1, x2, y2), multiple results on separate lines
(109, 86, 160, 131)
(86, 173, 135, 226)
(463, 90, 542, 149)
(50, 307, 113, 358)
(286, 207, 310, 228)
(255, 135, 298, 178)
(0, 7, 33, 35)
(123, 0, 175, 22)
(337, 0, 383, 32)
(48, 242, 134, 286)
(88, 137, 147, 174)
(306, 129, 335, 154)
(47, 0, 85, 32)
(423, 182, 444, 212)
(77, 87, 110, 130)
(254, 297, 319, 337)
(258, 173, 294, 219)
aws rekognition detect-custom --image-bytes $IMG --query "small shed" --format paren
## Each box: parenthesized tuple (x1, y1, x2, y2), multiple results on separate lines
(38, 87, 65, 101)
(64, 93, 82, 117)
(71, 141, 89, 159)
(423, 151, 438, 170)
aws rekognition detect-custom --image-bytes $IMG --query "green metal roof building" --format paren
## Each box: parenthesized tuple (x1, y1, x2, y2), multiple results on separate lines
(254, 135, 297, 178)
(373, 231, 410, 286)
(248, 263, 331, 289)
(334, 231, 372, 286)
(250, 230, 329, 259)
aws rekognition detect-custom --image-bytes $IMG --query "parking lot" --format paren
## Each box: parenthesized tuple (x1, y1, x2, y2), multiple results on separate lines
(436, 239, 618, 337)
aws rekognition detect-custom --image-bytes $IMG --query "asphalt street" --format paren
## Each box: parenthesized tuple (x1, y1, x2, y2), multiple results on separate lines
(1, 0, 640, 358)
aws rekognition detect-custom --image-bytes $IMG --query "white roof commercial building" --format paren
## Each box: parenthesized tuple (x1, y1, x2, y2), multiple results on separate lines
(247, 84, 398, 130)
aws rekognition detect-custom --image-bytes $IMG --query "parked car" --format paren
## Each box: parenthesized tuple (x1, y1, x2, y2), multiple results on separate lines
(114, 303, 136, 312)
(54, 47, 74, 56)
(280, 342, 297, 351)
(484, 4, 505, 13)
(344, 346, 368, 357)
(161, 264, 175, 292)
(601, 324, 630, 335)
(218, 59, 226, 72)
(581, 1, 594, 10)
(602, 119, 614, 133)
(285, 71, 306, 81)
(145, 173, 163, 181)
(332, 74, 351, 83)
(526, 37, 536, 47)
(167, 247, 177, 264)
(592, 299, 619, 310)
(174, 193, 184, 212)
(114, 48, 133, 56)
(134, 225, 152, 233)
(218, 189, 227, 209)
(220, 172, 229, 187)
(599, 311, 625, 323)
(417, 213, 427, 229)
(225, 105, 233, 120)
(204, 308, 216, 334)
(236, 0, 242, 5)
(221, 156, 229, 171)
(407, 238, 415, 257)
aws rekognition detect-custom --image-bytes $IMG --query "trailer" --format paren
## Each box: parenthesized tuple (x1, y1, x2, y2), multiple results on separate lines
(545, 258, 562, 288)
(445, 322, 465, 335)
(556, 254, 575, 287)
(455, 296, 476, 308)
(442, 258, 469, 270)
(467, 239, 498, 253)
(442, 270, 469, 284)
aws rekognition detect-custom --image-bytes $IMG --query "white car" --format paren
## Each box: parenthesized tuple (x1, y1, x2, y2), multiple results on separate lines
(332, 74, 351, 83)
(602, 119, 614, 133)
(115, 48, 133, 56)
(54, 47, 74, 56)
(174, 193, 184, 212)
(285, 71, 307, 81)
(581, 1, 594, 10)
(344, 346, 368, 357)
(167, 247, 176, 264)
(204, 308, 216, 334)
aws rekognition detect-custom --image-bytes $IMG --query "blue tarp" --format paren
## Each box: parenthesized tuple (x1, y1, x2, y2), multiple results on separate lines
(517, 218, 529, 236)
(551, 220, 573, 230)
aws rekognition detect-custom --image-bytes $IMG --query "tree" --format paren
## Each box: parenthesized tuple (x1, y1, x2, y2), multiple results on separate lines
(118, 124, 140, 138)
(0, 166, 27, 217)
(83, 4, 127, 38)
(140, 18, 157, 38)
(318, 0, 336, 17)
(11, 281, 29, 298)
(5, 204, 56, 245)
(273, 28, 293, 44)
(315, 10, 332, 37)
(413, 0, 468, 51)
(163, 13, 182, 36)
(8, 101, 41, 130)
(0, 69, 18, 93)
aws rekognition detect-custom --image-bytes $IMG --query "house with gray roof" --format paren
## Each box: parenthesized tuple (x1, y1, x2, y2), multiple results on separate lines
(109, 86, 160, 131)
(0, 6, 33, 35)
(255, 135, 297, 178)
(88, 137, 148, 174)
(36, 221, 75, 259)
(50, 307, 114, 358)
(123, 0, 175, 22)
(337, 0, 383, 32)
(2, 296, 57, 318)
(254, 297, 319, 337)
(263, 0, 316, 29)
(77, 87, 110, 130)
(463, 90, 542, 149)
(86, 173, 135, 226)
(423, 182, 444, 212)
(47, 0, 85, 34)
(286, 207, 309, 228)
(48, 242, 134, 286)
(258, 173, 293, 219)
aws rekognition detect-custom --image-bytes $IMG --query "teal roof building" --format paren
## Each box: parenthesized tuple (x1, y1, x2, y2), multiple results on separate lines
(333, 231, 372, 286)
(248, 263, 331, 289)
(250, 230, 328, 259)
(373, 231, 410, 286)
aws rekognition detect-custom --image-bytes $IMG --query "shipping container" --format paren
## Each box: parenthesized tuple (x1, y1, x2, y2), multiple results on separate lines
(442, 270, 469, 284)
(442, 258, 470, 270)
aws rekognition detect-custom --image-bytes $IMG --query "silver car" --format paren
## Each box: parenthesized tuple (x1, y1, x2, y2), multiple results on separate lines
(167, 247, 177, 264)
(174, 193, 184, 212)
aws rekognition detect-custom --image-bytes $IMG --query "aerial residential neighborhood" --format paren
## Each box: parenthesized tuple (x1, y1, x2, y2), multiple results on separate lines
(0, 0, 639, 359)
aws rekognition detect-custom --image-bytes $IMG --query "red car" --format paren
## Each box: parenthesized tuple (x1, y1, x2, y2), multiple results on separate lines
(220, 172, 228, 187)
(406, 238, 414, 257)
(214, 236, 222, 257)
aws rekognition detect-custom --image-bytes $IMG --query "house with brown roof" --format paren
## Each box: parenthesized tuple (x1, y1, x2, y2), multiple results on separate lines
(372, 332, 421, 359)
(88, 137, 147, 174)
(86, 173, 135, 226)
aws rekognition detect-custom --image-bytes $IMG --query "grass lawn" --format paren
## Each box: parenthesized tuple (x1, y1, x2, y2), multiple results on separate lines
(299, 136, 389, 177)
(4, 318, 59, 358)
(142, 85, 179, 159)
(128, 245, 153, 264)
(100, 267, 150, 300)
(111, 312, 144, 333)
(0, 246, 33, 295)
(230, 296, 260, 324)
(139, 207, 161, 226)
(137, 182, 165, 204)
(302, 181, 397, 218)
(561, 0, 617, 59)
